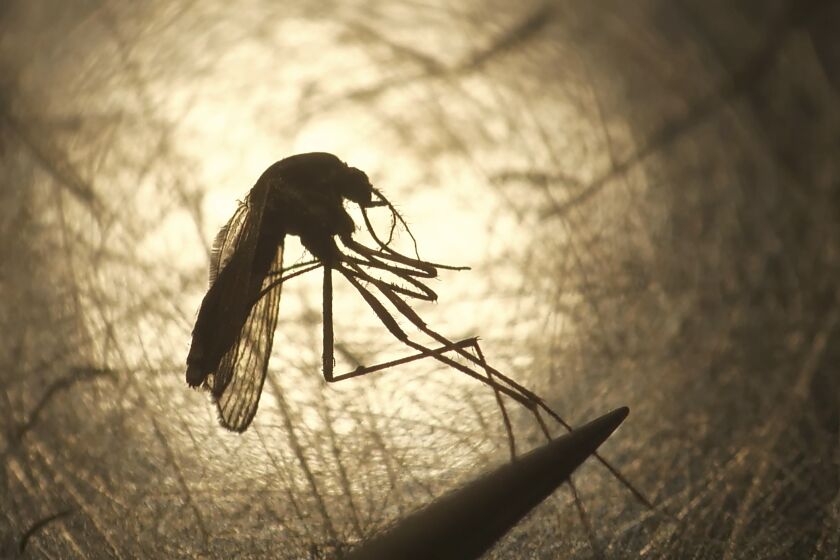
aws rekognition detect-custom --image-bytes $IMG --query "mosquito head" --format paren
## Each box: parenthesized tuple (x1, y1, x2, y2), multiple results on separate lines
(340, 165, 376, 207)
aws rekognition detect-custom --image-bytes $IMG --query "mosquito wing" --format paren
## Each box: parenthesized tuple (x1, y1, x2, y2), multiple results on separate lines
(188, 177, 286, 431)
(209, 200, 251, 286)
(209, 245, 284, 431)
(187, 179, 274, 382)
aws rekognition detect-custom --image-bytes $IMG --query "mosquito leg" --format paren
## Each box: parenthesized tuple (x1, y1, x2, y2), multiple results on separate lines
(323, 266, 335, 382)
(266, 258, 320, 278)
(256, 261, 323, 302)
(338, 263, 558, 420)
(526, 384, 604, 558)
(342, 258, 439, 301)
(330, 339, 478, 382)
(337, 268, 604, 557)
(425, 333, 656, 511)
(568, 477, 604, 560)
(468, 342, 517, 462)
(342, 262, 547, 412)
(335, 263, 655, 551)
(342, 238, 436, 278)
(342, 264, 655, 511)
(338, 258, 537, 402)
(445, 338, 604, 559)
(405, 319, 655, 510)
(339, 243, 440, 300)
(437, 329, 607, 554)
(342, 237, 438, 278)
(354, 220, 467, 274)
(336, 269, 533, 408)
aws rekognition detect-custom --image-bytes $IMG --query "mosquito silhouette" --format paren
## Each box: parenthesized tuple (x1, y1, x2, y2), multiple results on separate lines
(186, 152, 650, 510)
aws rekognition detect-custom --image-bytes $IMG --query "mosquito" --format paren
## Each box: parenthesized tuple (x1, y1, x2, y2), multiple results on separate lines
(186, 152, 651, 512)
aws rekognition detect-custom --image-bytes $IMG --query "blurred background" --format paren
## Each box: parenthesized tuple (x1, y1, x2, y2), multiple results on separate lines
(1, 0, 839, 558)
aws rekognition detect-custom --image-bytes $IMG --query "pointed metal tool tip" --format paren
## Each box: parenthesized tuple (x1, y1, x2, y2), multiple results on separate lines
(346, 406, 630, 560)
(592, 406, 630, 434)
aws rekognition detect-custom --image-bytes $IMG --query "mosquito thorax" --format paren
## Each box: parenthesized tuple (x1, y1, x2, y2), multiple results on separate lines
(268, 152, 373, 204)
(252, 154, 376, 264)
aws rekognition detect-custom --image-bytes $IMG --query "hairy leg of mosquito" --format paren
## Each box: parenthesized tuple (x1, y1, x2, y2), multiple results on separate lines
(323, 266, 335, 382)
(325, 273, 607, 555)
(331, 269, 531, 407)
(346, 229, 467, 275)
(256, 261, 323, 301)
(325, 270, 603, 556)
(473, 342, 604, 558)
(470, 346, 606, 559)
(320, 265, 472, 385)
(569, 476, 604, 559)
(334, 262, 655, 511)
(267, 258, 320, 277)
(341, 243, 437, 280)
(338, 251, 439, 302)
(333, 275, 620, 559)
(469, 343, 516, 462)
(378, 278, 654, 509)
(329, 339, 478, 382)
(339, 261, 543, 406)
(343, 237, 438, 278)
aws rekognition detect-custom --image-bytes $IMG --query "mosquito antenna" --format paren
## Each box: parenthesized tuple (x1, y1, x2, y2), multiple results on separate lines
(360, 205, 468, 272)
(385, 199, 398, 246)
(369, 188, 422, 258)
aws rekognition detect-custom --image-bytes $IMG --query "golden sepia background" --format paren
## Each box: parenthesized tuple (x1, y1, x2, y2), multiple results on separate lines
(2, 1, 839, 558)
